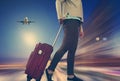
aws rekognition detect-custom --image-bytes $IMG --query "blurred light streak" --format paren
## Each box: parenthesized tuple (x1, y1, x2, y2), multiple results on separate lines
(0, 64, 25, 69)
(0, 61, 120, 81)
(76, 0, 120, 59)
(0, 0, 120, 81)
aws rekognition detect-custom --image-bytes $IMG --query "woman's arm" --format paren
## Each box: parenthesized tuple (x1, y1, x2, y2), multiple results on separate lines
(79, 24, 84, 38)
(56, 0, 62, 20)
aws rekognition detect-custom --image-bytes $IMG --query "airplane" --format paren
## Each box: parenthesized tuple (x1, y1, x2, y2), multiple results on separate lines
(17, 17, 34, 24)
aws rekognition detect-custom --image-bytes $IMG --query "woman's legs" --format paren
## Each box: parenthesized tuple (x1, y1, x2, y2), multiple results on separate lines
(47, 19, 81, 79)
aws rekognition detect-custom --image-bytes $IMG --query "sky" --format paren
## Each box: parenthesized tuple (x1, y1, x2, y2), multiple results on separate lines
(0, 0, 120, 62)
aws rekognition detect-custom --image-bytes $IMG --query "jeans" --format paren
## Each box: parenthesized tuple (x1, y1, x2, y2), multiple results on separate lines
(48, 19, 81, 75)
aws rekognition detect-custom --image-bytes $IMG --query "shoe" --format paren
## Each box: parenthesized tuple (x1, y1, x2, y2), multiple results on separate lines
(36, 80, 40, 81)
(67, 75, 83, 81)
(27, 75, 32, 81)
(45, 69, 53, 81)
(27, 79, 31, 81)
(36, 79, 40, 81)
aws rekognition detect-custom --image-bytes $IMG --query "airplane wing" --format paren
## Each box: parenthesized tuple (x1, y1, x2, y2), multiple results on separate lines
(28, 21, 35, 24)
(17, 21, 24, 24)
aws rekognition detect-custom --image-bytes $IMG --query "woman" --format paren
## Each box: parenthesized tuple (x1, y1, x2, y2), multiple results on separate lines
(46, 0, 84, 81)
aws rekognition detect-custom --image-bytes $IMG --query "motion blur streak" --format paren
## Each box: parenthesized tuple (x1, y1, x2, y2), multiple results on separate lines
(0, 63, 120, 81)
(0, 0, 120, 81)
(76, 0, 120, 59)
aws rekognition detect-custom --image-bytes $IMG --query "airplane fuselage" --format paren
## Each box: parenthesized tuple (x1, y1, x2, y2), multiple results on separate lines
(17, 17, 34, 24)
(24, 17, 29, 24)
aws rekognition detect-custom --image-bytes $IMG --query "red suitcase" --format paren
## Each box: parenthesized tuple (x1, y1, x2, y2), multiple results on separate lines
(25, 25, 63, 80)
(25, 43, 53, 79)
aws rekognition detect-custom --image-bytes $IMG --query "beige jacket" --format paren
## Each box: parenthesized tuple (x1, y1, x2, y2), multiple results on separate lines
(56, 0, 83, 22)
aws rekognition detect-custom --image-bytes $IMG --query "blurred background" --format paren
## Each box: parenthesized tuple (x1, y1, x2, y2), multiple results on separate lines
(0, 0, 120, 81)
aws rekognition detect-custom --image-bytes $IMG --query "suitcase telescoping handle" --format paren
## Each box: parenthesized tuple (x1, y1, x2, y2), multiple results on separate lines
(52, 24, 63, 47)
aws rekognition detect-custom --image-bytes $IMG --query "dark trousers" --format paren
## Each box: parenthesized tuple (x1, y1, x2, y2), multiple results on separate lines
(48, 19, 81, 75)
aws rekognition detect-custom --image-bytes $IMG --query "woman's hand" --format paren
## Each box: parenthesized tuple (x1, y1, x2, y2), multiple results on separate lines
(79, 26, 84, 38)
(80, 31, 84, 38)
(59, 19, 64, 24)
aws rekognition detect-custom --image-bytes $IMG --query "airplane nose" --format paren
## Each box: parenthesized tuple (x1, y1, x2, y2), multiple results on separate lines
(25, 17, 28, 19)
